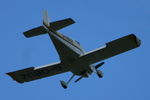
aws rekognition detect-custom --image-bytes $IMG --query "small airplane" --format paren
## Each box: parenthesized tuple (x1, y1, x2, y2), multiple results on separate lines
(7, 11, 141, 89)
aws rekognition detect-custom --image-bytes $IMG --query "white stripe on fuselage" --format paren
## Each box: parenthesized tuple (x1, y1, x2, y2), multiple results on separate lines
(43, 25, 84, 55)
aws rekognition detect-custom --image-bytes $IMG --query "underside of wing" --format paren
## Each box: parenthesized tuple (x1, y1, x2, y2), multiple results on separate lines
(79, 34, 141, 64)
(7, 62, 69, 83)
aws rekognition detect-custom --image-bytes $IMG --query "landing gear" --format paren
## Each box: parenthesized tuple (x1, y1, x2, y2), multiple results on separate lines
(60, 81, 68, 89)
(95, 62, 104, 78)
(74, 76, 83, 83)
(60, 74, 75, 89)
(96, 70, 103, 78)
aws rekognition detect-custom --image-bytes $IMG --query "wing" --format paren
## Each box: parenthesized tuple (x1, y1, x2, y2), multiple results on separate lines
(7, 62, 69, 83)
(79, 34, 141, 64)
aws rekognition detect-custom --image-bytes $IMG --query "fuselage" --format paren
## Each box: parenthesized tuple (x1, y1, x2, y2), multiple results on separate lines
(43, 25, 94, 77)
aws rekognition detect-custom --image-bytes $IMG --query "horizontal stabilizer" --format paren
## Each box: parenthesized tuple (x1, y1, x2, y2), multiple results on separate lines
(23, 18, 75, 38)
(50, 18, 75, 31)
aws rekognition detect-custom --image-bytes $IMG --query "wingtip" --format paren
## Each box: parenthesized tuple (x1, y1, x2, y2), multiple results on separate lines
(6, 72, 12, 76)
(69, 18, 76, 24)
(135, 36, 141, 47)
(130, 33, 141, 47)
(6, 71, 25, 83)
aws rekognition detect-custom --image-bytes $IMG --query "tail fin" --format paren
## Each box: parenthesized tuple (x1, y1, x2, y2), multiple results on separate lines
(43, 10, 50, 27)
(23, 11, 75, 38)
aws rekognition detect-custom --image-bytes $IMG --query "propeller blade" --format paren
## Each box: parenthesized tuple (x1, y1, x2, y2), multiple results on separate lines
(95, 62, 105, 69)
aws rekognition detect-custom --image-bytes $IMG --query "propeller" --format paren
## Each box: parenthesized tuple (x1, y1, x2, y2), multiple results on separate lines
(75, 62, 105, 83)
(95, 62, 105, 69)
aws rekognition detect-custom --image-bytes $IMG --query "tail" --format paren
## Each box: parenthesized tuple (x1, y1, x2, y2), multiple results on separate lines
(43, 10, 50, 28)
(23, 11, 75, 38)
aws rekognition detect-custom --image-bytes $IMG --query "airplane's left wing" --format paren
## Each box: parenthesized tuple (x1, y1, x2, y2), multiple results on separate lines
(79, 34, 141, 65)
(7, 62, 69, 83)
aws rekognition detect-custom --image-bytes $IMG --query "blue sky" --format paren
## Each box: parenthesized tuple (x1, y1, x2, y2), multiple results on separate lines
(0, 0, 149, 100)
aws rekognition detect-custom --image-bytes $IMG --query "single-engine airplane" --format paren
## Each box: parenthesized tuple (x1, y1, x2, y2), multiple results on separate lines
(7, 11, 141, 89)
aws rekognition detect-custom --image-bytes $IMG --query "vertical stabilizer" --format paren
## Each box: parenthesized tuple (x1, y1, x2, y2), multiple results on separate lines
(43, 10, 50, 27)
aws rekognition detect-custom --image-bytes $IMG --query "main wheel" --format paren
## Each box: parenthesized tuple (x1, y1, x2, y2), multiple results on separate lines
(60, 81, 68, 89)
(96, 70, 103, 78)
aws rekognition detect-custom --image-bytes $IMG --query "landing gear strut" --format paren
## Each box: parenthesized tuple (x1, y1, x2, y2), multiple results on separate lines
(95, 62, 104, 78)
(60, 74, 75, 89)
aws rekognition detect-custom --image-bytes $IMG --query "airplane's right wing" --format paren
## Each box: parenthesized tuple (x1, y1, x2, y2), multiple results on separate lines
(79, 34, 141, 64)
(7, 62, 69, 83)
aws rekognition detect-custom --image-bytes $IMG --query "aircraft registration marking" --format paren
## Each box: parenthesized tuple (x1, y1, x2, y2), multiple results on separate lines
(21, 66, 63, 80)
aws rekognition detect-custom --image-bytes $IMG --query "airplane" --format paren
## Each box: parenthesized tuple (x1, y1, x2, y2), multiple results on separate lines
(7, 11, 141, 89)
